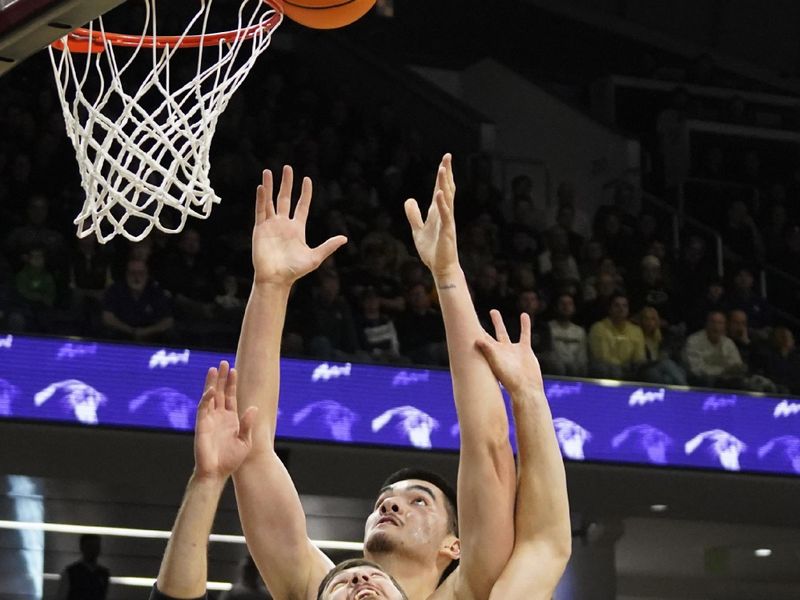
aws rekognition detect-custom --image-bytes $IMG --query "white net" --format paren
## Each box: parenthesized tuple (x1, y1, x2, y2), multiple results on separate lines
(48, 0, 282, 242)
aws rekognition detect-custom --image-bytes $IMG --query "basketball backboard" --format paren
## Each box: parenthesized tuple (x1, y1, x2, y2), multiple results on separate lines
(0, 0, 125, 77)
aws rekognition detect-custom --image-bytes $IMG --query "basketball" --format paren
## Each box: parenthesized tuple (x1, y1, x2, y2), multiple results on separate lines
(281, 0, 376, 30)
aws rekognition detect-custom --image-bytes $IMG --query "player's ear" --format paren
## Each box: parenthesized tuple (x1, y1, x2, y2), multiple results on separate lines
(441, 536, 460, 561)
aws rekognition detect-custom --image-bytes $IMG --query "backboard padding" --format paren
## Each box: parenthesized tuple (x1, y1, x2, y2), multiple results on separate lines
(0, 0, 126, 76)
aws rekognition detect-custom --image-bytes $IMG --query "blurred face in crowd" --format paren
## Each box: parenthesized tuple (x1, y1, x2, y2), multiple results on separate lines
(705, 311, 727, 343)
(595, 273, 616, 298)
(180, 229, 201, 257)
(27, 195, 48, 226)
(641, 257, 661, 286)
(733, 269, 754, 292)
(639, 307, 660, 335)
(772, 327, 796, 354)
(707, 282, 724, 302)
(684, 236, 705, 264)
(319, 273, 341, 303)
(518, 290, 540, 317)
(727, 310, 748, 341)
(407, 284, 431, 314)
(27, 248, 46, 270)
(126, 260, 149, 293)
(555, 294, 576, 321)
(608, 295, 629, 324)
(556, 204, 575, 230)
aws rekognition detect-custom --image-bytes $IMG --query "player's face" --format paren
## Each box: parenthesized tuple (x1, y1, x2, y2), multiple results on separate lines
(363, 479, 451, 558)
(321, 565, 405, 600)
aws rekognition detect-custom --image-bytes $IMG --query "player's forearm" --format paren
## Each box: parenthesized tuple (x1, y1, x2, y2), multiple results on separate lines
(434, 267, 510, 446)
(157, 474, 226, 598)
(511, 389, 571, 557)
(235, 282, 290, 448)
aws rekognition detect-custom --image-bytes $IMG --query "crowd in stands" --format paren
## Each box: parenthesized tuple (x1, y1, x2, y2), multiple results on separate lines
(2, 45, 800, 398)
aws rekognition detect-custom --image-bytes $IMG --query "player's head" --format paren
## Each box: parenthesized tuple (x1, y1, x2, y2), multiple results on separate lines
(363, 469, 459, 579)
(317, 559, 407, 600)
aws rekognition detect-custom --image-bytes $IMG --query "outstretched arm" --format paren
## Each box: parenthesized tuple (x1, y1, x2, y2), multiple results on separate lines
(154, 362, 257, 599)
(405, 155, 516, 599)
(232, 168, 344, 600)
(477, 312, 572, 600)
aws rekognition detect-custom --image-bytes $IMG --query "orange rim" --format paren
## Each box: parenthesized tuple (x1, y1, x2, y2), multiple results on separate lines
(52, 0, 283, 54)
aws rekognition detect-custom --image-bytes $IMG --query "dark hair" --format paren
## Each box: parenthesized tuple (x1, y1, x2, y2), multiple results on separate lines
(317, 558, 408, 600)
(380, 468, 460, 584)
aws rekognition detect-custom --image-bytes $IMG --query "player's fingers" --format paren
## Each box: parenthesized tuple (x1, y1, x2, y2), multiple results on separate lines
(443, 153, 456, 195)
(434, 190, 453, 228)
(293, 176, 313, 223)
(277, 165, 293, 216)
(312, 235, 348, 265)
(239, 406, 259, 444)
(199, 384, 215, 411)
(260, 170, 275, 220)
(519, 312, 532, 346)
(490, 309, 511, 343)
(215, 360, 230, 410)
(225, 367, 237, 412)
(404, 199, 424, 230)
(203, 366, 217, 396)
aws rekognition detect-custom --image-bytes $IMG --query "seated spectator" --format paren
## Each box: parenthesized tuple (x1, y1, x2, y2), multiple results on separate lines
(548, 202, 585, 258)
(687, 277, 726, 333)
(726, 309, 763, 372)
(101, 258, 175, 342)
(473, 263, 510, 326)
(303, 269, 360, 360)
(538, 226, 580, 291)
(722, 200, 764, 263)
(354, 287, 403, 362)
(588, 293, 645, 380)
(593, 208, 635, 272)
(547, 292, 588, 377)
(4, 194, 65, 271)
(762, 326, 800, 395)
(69, 236, 112, 333)
(580, 271, 620, 327)
(158, 228, 217, 320)
(344, 237, 404, 313)
(683, 311, 745, 389)
(635, 306, 687, 386)
(725, 266, 770, 330)
(676, 235, 713, 316)
(396, 282, 446, 365)
(14, 245, 56, 332)
(629, 255, 677, 325)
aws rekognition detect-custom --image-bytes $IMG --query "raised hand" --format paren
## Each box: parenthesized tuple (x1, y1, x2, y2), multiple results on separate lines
(252, 166, 347, 287)
(476, 310, 544, 396)
(194, 361, 258, 481)
(404, 153, 459, 278)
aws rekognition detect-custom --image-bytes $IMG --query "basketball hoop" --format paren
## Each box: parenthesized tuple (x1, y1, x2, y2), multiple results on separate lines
(48, 0, 284, 242)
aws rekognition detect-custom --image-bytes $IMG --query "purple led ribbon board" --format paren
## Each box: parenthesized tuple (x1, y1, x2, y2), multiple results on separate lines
(0, 333, 798, 477)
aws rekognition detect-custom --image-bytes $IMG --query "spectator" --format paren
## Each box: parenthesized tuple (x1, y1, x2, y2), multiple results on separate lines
(69, 236, 112, 333)
(588, 293, 645, 379)
(354, 287, 403, 362)
(549, 202, 585, 258)
(101, 258, 175, 342)
(5, 195, 65, 267)
(726, 309, 762, 372)
(636, 306, 687, 386)
(593, 210, 634, 271)
(538, 226, 580, 291)
(220, 556, 271, 600)
(472, 263, 509, 325)
(547, 292, 588, 377)
(676, 235, 713, 315)
(580, 271, 620, 327)
(304, 269, 360, 360)
(158, 228, 217, 320)
(683, 311, 744, 388)
(687, 277, 726, 333)
(396, 282, 446, 365)
(56, 534, 110, 600)
(722, 200, 764, 263)
(762, 326, 800, 394)
(726, 266, 770, 330)
(629, 255, 677, 325)
(344, 237, 404, 313)
(15, 245, 56, 310)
